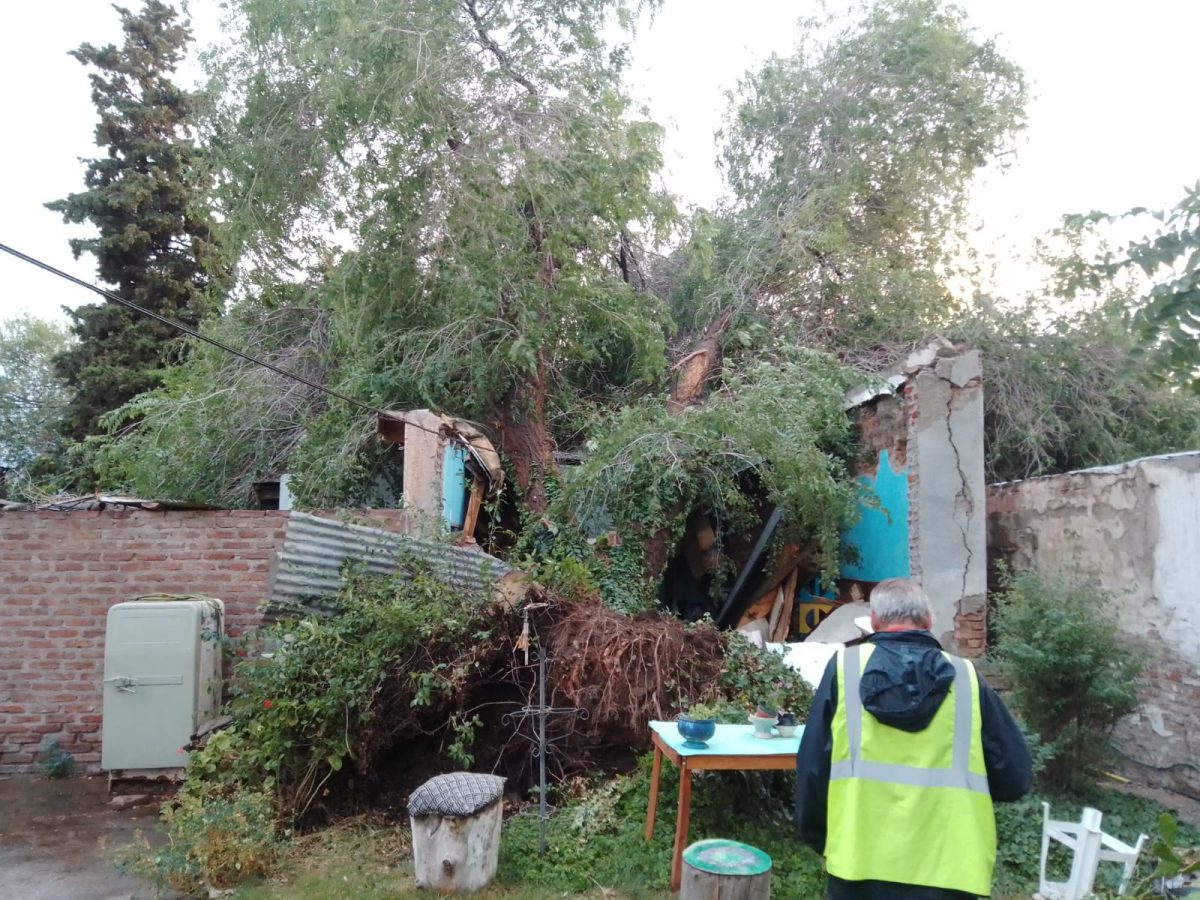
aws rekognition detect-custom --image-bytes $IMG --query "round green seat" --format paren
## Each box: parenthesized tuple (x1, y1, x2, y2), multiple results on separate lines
(682, 838, 772, 876)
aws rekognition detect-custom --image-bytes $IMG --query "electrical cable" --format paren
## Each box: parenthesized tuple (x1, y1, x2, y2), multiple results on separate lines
(0, 240, 460, 443)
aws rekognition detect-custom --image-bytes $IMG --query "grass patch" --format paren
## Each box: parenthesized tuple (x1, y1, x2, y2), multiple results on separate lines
(229, 813, 657, 900)
(498, 757, 825, 897)
(223, 761, 1198, 900)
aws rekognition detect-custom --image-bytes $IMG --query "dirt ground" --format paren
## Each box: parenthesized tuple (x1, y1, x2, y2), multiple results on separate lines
(1114, 778, 1200, 828)
(0, 774, 164, 900)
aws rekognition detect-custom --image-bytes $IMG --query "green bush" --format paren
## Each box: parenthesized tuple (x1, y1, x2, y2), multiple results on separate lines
(116, 789, 283, 896)
(183, 561, 508, 821)
(718, 632, 814, 720)
(38, 738, 75, 779)
(991, 569, 1143, 790)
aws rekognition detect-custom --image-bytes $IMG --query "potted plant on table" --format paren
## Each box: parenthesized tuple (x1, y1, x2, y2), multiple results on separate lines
(771, 681, 810, 737)
(677, 702, 720, 748)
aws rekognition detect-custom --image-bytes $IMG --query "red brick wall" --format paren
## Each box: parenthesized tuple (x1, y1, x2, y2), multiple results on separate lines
(0, 508, 409, 774)
(953, 607, 987, 658)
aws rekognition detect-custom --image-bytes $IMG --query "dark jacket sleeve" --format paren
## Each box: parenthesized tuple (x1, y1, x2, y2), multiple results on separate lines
(795, 654, 838, 854)
(977, 672, 1033, 802)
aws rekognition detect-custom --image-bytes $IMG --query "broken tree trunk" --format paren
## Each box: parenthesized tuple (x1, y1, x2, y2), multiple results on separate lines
(640, 310, 737, 582)
(668, 308, 734, 413)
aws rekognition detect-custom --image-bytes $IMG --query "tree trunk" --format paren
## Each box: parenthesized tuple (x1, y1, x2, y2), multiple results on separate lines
(668, 307, 734, 413)
(642, 309, 737, 579)
(494, 352, 556, 514)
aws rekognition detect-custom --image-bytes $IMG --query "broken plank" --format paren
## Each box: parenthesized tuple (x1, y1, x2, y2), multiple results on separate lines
(771, 570, 799, 643)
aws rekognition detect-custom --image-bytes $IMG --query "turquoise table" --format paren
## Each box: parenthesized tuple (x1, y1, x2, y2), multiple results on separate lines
(645, 721, 804, 890)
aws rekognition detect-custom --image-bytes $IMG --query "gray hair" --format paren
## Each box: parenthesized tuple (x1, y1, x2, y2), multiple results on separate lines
(870, 578, 933, 629)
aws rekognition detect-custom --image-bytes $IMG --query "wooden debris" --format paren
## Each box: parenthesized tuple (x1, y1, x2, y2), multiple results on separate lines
(771, 570, 799, 643)
(459, 474, 486, 543)
(737, 594, 776, 628)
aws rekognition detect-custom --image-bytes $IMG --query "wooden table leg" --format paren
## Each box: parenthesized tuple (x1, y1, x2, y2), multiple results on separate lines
(670, 764, 692, 891)
(645, 744, 663, 841)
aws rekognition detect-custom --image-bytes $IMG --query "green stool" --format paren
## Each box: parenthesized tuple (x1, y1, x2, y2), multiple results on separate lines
(680, 839, 772, 899)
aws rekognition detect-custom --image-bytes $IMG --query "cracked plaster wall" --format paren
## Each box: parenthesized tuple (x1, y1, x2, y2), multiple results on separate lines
(401, 409, 448, 525)
(910, 350, 987, 650)
(844, 346, 987, 654)
(987, 452, 1200, 794)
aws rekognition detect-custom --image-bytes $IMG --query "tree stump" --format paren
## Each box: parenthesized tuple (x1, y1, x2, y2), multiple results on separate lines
(407, 772, 506, 893)
(680, 839, 772, 899)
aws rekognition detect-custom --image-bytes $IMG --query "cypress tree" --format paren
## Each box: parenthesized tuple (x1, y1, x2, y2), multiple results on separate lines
(47, 1, 222, 444)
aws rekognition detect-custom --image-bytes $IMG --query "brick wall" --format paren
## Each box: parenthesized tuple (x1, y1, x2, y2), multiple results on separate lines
(953, 607, 986, 658)
(0, 507, 409, 774)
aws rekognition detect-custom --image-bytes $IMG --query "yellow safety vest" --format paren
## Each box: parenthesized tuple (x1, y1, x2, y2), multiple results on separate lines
(826, 643, 995, 897)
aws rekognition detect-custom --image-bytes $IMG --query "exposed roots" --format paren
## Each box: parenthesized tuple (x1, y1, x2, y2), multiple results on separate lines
(546, 598, 726, 756)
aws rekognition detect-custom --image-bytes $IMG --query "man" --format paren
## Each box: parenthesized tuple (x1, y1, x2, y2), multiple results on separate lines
(795, 578, 1032, 899)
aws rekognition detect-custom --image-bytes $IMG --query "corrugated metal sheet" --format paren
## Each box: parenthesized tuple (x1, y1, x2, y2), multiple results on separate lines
(266, 512, 513, 618)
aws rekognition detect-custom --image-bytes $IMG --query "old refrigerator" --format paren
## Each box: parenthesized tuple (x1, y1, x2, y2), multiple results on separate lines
(101, 597, 223, 771)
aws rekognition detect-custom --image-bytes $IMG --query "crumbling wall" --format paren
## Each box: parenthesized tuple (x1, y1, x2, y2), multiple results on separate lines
(842, 344, 988, 654)
(843, 396, 910, 583)
(987, 452, 1200, 795)
(0, 507, 410, 774)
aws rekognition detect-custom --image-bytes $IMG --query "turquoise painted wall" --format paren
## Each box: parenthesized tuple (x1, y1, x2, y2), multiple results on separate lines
(840, 449, 910, 582)
(442, 445, 468, 528)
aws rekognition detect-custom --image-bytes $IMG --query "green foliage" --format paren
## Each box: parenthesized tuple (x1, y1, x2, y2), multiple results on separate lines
(154, 769, 1194, 900)
(183, 563, 501, 821)
(0, 315, 74, 488)
(949, 291, 1200, 483)
(1130, 813, 1200, 896)
(991, 569, 1143, 791)
(515, 516, 656, 613)
(718, 632, 814, 719)
(561, 350, 858, 587)
(117, 789, 283, 895)
(1065, 184, 1200, 391)
(45, 1, 224, 450)
(703, 0, 1027, 351)
(993, 787, 1200, 897)
(165, 0, 677, 508)
(498, 756, 826, 897)
(91, 299, 340, 505)
(37, 738, 75, 779)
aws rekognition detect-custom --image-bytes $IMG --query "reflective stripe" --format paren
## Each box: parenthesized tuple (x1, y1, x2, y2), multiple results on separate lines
(833, 645, 988, 796)
(830, 759, 990, 793)
(843, 645, 863, 763)
(950, 655, 972, 776)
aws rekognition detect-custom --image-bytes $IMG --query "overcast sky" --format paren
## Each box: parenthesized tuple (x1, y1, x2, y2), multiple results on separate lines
(2, 0, 1198, 325)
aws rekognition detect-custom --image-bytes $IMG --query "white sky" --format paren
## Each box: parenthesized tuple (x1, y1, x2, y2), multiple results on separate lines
(1, 0, 1198, 325)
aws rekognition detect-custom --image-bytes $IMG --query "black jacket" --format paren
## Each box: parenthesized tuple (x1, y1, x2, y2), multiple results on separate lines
(795, 630, 1032, 900)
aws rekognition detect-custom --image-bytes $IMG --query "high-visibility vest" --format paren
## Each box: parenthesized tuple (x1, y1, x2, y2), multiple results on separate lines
(826, 643, 995, 897)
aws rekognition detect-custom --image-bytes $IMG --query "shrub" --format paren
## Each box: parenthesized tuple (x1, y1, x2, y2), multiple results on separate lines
(718, 632, 814, 721)
(990, 568, 1143, 790)
(38, 738, 75, 779)
(182, 559, 514, 821)
(116, 789, 283, 895)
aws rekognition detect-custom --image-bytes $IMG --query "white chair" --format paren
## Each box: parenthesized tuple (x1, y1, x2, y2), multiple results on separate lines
(1036, 802, 1148, 899)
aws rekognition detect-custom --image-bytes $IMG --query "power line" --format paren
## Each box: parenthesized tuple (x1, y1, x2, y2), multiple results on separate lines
(0, 240, 388, 416)
(0, 241, 463, 444)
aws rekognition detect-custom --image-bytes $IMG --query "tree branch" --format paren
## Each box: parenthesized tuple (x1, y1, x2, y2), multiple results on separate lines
(462, 0, 537, 97)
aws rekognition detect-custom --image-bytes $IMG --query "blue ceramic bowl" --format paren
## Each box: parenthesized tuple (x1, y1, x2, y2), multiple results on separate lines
(677, 717, 717, 748)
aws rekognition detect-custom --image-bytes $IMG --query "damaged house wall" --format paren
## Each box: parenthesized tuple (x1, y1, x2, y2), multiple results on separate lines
(843, 344, 988, 654)
(987, 452, 1200, 795)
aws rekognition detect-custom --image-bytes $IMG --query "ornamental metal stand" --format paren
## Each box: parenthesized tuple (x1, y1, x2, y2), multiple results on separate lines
(503, 607, 588, 854)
